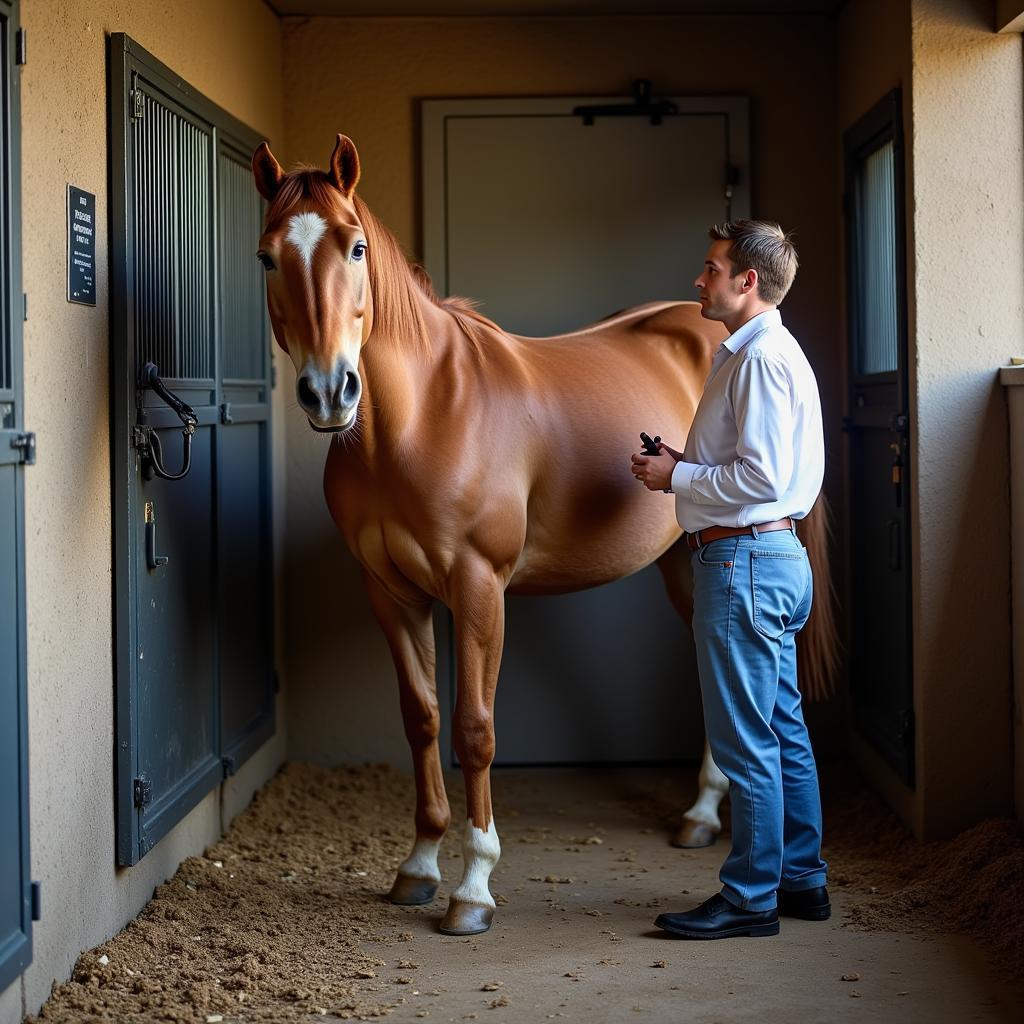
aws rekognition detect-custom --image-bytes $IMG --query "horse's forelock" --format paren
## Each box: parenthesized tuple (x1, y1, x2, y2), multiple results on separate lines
(266, 169, 342, 225)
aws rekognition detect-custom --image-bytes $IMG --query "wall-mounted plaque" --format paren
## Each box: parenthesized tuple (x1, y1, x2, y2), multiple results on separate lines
(67, 185, 96, 306)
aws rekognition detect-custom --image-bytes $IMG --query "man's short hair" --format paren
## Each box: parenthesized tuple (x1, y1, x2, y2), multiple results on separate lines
(709, 220, 799, 305)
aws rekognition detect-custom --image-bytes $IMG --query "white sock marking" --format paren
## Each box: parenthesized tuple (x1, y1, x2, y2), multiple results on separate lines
(451, 819, 500, 908)
(683, 742, 730, 828)
(286, 212, 328, 271)
(399, 836, 442, 882)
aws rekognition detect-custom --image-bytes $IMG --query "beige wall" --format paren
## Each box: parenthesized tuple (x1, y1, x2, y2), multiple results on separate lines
(907, 0, 1021, 836)
(838, 0, 1022, 840)
(279, 14, 845, 767)
(5, 2, 286, 1021)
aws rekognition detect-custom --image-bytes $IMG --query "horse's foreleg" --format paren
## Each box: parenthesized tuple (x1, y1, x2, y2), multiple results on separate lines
(440, 559, 504, 936)
(363, 572, 451, 905)
(673, 739, 730, 848)
(655, 542, 727, 849)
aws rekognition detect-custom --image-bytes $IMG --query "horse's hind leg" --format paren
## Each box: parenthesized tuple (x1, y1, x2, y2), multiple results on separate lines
(363, 572, 451, 905)
(654, 541, 729, 849)
(440, 557, 504, 936)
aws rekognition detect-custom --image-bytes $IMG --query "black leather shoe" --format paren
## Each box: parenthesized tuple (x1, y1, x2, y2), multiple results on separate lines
(779, 886, 831, 921)
(654, 893, 779, 939)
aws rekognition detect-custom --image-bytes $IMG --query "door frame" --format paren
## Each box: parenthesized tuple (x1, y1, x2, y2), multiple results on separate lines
(842, 88, 915, 784)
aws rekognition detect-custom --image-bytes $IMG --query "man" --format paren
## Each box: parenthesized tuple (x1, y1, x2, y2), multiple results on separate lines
(631, 220, 829, 939)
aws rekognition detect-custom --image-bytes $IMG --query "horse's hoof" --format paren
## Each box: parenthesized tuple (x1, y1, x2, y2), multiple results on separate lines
(388, 874, 440, 906)
(439, 899, 494, 935)
(671, 818, 718, 849)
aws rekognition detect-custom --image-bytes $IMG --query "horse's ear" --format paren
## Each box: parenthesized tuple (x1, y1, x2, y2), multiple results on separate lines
(252, 142, 284, 201)
(329, 134, 361, 197)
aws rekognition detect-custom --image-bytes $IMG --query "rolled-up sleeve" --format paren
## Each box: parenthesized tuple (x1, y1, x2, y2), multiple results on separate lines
(675, 354, 795, 506)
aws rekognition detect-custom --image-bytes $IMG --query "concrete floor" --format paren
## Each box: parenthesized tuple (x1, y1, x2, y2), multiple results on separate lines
(347, 766, 1021, 1024)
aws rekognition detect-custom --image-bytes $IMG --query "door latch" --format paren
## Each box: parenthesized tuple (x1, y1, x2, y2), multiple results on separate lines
(10, 432, 35, 465)
(889, 441, 903, 507)
(144, 501, 169, 570)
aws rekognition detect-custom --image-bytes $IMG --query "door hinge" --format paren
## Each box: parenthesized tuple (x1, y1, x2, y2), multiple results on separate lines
(222, 755, 237, 779)
(11, 431, 35, 465)
(889, 412, 909, 435)
(220, 402, 233, 425)
(131, 88, 145, 121)
(133, 777, 153, 809)
(30, 881, 41, 922)
(15, 29, 26, 67)
(22, 292, 27, 322)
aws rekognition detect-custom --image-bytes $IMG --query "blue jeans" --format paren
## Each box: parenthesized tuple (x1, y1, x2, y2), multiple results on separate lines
(690, 527, 828, 911)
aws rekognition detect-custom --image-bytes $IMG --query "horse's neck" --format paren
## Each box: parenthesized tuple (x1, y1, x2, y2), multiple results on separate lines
(355, 291, 459, 462)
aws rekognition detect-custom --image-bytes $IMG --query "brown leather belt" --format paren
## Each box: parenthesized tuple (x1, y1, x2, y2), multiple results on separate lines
(685, 518, 795, 551)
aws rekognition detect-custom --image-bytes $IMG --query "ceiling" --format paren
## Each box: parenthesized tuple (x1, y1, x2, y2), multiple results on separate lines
(265, 1, 848, 17)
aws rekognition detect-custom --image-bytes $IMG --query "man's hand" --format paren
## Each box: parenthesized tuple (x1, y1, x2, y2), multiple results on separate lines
(657, 441, 683, 461)
(631, 449, 675, 491)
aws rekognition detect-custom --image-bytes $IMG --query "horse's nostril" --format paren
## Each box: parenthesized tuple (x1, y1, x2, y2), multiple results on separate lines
(343, 370, 360, 404)
(297, 375, 318, 410)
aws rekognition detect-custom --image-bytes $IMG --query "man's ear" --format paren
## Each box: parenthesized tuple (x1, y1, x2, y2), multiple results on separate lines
(252, 142, 284, 201)
(329, 134, 361, 197)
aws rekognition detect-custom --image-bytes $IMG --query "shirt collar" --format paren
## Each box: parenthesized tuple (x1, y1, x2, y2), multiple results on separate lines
(720, 308, 782, 355)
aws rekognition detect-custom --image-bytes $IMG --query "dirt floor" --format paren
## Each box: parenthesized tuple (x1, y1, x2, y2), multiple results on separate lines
(28, 761, 1023, 1024)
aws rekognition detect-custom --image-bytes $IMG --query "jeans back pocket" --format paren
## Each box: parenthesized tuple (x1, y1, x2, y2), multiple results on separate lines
(750, 549, 806, 640)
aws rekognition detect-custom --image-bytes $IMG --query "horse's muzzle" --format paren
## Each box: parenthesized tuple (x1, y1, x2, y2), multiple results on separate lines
(296, 362, 361, 430)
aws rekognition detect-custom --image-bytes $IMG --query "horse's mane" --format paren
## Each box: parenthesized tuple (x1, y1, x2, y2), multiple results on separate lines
(267, 169, 499, 352)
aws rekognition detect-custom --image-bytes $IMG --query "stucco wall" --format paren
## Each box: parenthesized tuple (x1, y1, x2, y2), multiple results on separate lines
(4, 2, 286, 1021)
(907, 0, 1021, 836)
(838, 0, 1021, 840)
(279, 14, 845, 767)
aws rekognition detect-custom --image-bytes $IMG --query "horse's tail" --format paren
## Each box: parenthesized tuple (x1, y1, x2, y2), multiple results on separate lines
(797, 492, 841, 701)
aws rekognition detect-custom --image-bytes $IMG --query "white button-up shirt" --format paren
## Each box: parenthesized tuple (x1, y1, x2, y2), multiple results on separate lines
(670, 308, 824, 533)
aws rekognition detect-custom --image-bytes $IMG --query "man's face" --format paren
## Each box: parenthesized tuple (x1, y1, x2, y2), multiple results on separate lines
(694, 239, 746, 321)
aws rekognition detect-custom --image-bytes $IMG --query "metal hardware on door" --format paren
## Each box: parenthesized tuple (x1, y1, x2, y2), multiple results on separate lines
(888, 519, 902, 571)
(144, 501, 169, 570)
(136, 362, 198, 481)
(889, 442, 903, 507)
(10, 431, 35, 465)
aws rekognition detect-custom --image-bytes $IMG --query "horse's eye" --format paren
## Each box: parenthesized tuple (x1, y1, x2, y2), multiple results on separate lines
(256, 250, 275, 270)
(351, 243, 366, 262)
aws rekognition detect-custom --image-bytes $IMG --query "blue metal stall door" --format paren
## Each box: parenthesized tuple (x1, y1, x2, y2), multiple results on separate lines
(111, 36, 274, 865)
(216, 145, 274, 773)
(0, 0, 31, 993)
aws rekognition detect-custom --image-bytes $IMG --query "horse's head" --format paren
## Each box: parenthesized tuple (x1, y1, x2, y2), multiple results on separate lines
(252, 135, 370, 432)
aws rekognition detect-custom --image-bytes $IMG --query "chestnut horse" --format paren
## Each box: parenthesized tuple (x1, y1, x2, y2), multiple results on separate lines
(253, 135, 837, 936)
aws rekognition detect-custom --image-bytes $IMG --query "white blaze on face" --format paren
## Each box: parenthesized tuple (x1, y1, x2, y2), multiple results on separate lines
(286, 212, 328, 273)
(399, 836, 442, 882)
(451, 818, 500, 908)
